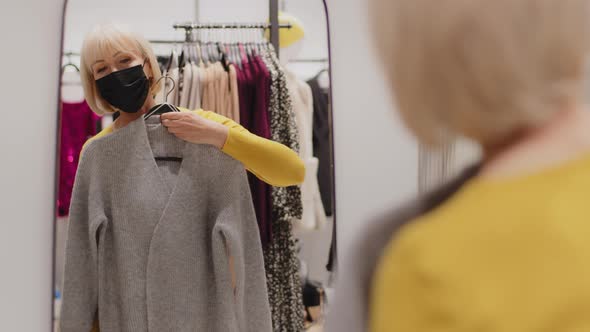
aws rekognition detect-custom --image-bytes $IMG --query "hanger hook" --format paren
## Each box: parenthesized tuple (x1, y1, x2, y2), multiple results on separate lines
(154, 75, 176, 103)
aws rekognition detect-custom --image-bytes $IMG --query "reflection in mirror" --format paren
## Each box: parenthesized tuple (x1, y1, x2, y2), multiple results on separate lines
(54, 0, 334, 331)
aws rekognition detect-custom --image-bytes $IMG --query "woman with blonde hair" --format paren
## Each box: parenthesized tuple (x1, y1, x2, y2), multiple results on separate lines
(78, 23, 304, 186)
(61, 23, 304, 332)
(328, 0, 590, 331)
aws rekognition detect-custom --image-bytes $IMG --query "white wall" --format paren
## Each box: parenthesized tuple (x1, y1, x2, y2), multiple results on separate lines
(0, 0, 64, 330)
(326, 0, 419, 257)
(282, 0, 329, 80)
(64, 0, 328, 78)
(198, 0, 268, 22)
(64, 0, 197, 56)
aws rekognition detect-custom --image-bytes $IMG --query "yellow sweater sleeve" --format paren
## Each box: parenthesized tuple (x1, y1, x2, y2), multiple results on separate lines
(82, 108, 305, 187)
(193, 109, 305, 187)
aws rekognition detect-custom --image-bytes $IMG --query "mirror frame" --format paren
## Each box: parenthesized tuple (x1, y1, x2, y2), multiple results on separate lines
(52, 0, 337, 329)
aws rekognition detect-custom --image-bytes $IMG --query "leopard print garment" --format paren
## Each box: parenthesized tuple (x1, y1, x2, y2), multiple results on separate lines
(260, 47, 305, 332)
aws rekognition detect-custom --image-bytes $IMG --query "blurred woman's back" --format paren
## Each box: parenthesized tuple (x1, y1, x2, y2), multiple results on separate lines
(327, 0, 590, 331)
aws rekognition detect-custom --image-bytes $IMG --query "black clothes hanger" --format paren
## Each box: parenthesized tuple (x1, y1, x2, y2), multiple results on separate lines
(61, 62, 80, 73)
(144, 75, 182, 163)
(144, 102, 181, 119)
(144, 76, 181, 120)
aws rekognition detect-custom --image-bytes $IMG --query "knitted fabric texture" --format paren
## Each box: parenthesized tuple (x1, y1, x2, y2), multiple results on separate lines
(60, 115, 272, 332)
(261, 48, 305, 332)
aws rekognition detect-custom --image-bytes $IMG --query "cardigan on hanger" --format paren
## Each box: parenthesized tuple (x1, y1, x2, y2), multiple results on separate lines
(60, 115, 272, 332)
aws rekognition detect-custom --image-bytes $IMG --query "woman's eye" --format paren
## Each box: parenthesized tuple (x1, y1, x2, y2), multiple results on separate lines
(120, 58, 131, 64)
(96, 67, 106, 73)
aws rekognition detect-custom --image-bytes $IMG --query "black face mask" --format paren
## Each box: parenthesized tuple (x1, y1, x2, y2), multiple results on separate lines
(95, 64, 149, 113)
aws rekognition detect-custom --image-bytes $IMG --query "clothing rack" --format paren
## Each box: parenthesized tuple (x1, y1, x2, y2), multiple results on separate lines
(172, 22, 292, 53)
(172, 22, 293, 30)
(290, 58, 329, 63)
(150, 39, 186, 45)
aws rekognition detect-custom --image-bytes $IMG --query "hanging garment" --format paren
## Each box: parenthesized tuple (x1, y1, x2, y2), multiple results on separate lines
(251, 52, 274, 245)
(205, 62, 218, 112)
(260, 48, 305, 332)
(237, 46, 254, 130)
(285, 69, 326, 231)
(307, 75, 333, 217)
(58, 100, 101, 216)
(201, 63, 217, 112)
(61, 116, 272, 332)
(179, 62, 193, 108)
(263, 49, 303, 223)
(198, 63, 209, 110)
(235, 50, 274, 247)
(188, 62, 201, 110)
(307, 74, 337, 272)
(228, 64, 240, 123)
(216, 62, 230, 118)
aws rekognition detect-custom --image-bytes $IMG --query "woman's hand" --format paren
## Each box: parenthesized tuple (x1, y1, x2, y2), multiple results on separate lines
(160, 112, 229, 149)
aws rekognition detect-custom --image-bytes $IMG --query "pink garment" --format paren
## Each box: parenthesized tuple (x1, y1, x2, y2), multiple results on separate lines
(58, 100, 101, 216)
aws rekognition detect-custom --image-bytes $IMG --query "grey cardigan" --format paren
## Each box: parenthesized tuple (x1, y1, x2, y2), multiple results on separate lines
(60, 116, 272, 332)
(325, 166, 479, 332)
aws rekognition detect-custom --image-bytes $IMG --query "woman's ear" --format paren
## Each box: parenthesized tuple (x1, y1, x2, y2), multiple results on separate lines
(146, 64, 157, 90)
(143, 59, 154, 79)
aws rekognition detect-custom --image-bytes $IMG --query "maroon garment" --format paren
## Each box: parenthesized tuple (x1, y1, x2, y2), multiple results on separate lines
(237, 44, 253, 129)
(253, 54, 271, 140)
(252, 54, 273, 246)
(236, 48, 273, 246)
(58, 100, 100, 216)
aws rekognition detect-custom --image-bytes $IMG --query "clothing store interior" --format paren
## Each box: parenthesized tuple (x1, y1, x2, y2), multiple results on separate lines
(6, 0, 499, 330)
(8, 0, 590, 330)
(55, 0, 336, 331)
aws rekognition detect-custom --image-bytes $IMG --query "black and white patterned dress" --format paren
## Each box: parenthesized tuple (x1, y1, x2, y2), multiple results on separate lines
(260, 46, 305, 332)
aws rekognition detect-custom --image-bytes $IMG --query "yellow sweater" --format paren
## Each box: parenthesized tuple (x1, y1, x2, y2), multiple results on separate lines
(370, 153, 590, 332)
(84, 108, 305, 187)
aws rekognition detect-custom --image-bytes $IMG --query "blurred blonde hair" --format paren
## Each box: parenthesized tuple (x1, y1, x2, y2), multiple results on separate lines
(370, 0, 590, 147)
(80, 24, 162, 115)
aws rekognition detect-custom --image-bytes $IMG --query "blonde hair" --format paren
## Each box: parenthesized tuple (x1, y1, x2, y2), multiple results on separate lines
(80, 24, 162, 115)
(370, 0, 590, 147)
